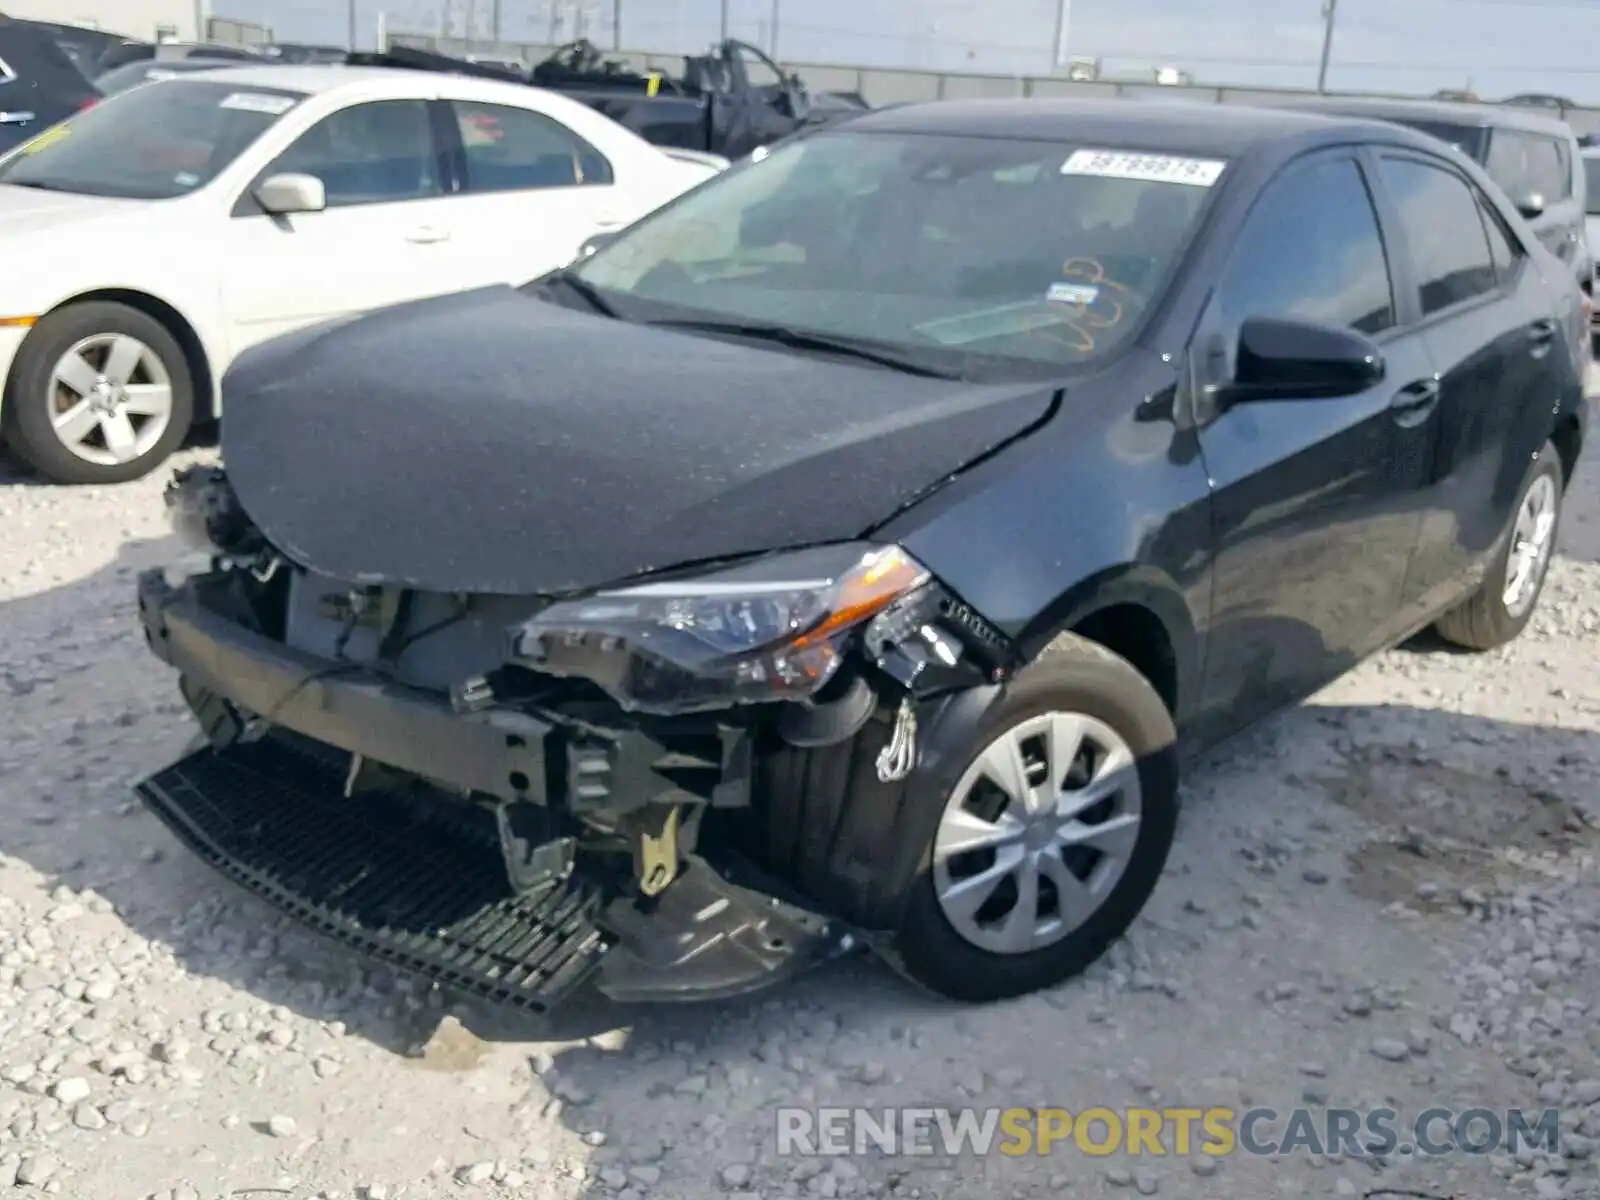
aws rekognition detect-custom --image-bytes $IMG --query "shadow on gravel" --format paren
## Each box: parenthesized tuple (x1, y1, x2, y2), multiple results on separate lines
(0, 536, 1595, 1111)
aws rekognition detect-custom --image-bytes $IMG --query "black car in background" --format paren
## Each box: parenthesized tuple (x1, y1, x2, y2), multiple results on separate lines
(138, 100, 1586, 1010)
(90, 55, 247, 97)
(0, 19, 98, 152)
(1272, 96, 1592, 297)
(92, 39, 265, 76)
(0, 16, 126, 76)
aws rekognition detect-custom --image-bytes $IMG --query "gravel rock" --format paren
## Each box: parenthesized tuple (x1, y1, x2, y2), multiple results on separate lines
(50, 1077, 90, 1105)
(1369, 1038, 1411, 1062)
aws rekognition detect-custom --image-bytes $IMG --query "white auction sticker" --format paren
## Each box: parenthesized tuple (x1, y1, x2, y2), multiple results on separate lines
(1061, 149, 1226, 186)
(219, 92, 298, 115)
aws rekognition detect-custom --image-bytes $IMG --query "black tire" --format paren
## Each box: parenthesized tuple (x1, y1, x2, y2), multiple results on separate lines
(889, 633, 1180, 1003)
(3, 302, 195, 485)
(1433, 441, 1564, 651)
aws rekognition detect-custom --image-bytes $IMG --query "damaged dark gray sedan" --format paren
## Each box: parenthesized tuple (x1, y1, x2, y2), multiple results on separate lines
(136, 99, 1587, 1008)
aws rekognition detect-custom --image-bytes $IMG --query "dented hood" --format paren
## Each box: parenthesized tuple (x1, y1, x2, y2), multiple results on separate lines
(219, 286, 1055, 595)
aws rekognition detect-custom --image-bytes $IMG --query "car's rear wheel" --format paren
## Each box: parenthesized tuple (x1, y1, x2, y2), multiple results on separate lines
(1433, 441, 1563, 651)
(889, 634, 1180, 1003)
(3, 302, 194, 485)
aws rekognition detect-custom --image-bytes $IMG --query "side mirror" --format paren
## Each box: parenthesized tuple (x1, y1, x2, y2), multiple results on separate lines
(1222, 315, 1385, 403)
(577, 230, 620, 259)
(253, 172, 325, 215)
(1514, 191, 1547, 220)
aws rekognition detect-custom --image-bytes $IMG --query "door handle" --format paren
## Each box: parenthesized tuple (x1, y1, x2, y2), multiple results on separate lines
(405, 226, 450, 244)
(1390, 377, 1441, 426)
(0, 111, 35, 126)
(591, 214, 626, 229)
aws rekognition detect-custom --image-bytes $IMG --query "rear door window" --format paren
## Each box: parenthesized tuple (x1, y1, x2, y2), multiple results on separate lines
(450, 100, 614, 191)
(1378, 156, 1499, 315)
(1487, 130, 1569, 201)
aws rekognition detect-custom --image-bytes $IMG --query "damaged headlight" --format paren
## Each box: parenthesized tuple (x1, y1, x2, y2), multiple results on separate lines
(508, 543, 931, 713)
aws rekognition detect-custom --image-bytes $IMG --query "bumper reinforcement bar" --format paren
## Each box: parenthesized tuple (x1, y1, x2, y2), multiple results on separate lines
(135, 736, 858, 1008)
(136, 738, 612, 1011)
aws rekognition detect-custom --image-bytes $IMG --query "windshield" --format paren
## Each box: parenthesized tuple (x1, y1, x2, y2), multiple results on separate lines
(92, 60, 217, 95)
(1395, 119, 1487, 159)
(0, 78, 304, 199)
(568, 130, 1223, 375)
(1585, 156, 1600, 215)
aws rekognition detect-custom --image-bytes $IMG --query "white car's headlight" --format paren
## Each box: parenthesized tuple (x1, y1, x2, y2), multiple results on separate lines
(508, 543, 931, 714)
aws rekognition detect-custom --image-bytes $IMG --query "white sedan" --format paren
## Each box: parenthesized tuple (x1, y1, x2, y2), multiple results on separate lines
(0, 65, 724, 484)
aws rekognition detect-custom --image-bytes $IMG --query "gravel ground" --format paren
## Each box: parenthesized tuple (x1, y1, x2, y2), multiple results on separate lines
(1, 390, 1599, 1200)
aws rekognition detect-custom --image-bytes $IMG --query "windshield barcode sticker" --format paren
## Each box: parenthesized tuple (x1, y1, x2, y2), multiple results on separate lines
(1061, 149, 1226, 186)
(219, 92, 297, 115)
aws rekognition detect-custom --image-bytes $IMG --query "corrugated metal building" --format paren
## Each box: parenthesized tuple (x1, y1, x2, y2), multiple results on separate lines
(1, 0, 201, 42)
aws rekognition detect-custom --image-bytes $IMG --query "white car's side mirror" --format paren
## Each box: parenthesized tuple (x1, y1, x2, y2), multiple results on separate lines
(254, 172, 326, 215)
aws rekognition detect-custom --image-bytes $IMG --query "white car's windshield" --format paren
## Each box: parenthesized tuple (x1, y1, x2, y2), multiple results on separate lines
(0, 78, 305, 200)
(568, 130, 1223, 373)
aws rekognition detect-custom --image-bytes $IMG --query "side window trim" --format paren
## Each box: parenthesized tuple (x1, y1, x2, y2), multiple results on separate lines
(1375, 149, 1506, 326)
(1353, 144, 1422, 328)
(1475, 187, 1528, 287)
(428, 97, 467, 195)
(1552, 135, 1574, 201)
(449, 100, 615, 195)
(230, 99, 445, 218)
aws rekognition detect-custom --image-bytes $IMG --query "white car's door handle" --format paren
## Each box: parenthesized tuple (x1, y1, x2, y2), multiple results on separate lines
(592, 213, 626, 228)
(406, 226, 451, 244)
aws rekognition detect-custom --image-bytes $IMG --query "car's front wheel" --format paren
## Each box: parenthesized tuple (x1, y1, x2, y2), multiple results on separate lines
(890, 634, 1180, 1003)
(3, 301, 194, 485)
(1433, 440, 1564, 651)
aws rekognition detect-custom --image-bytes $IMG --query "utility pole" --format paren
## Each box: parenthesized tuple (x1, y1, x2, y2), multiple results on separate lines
(1316, 0, 1337, 92)
(769, 0, 779, 57)
(719, 0, 730, 42)
(612, 0, 621, 49)
(346, 0, 357, 48)
(1050, 0, 1070, 68)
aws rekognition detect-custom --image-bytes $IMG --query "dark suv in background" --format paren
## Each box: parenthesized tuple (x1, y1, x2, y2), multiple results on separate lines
(1275, 97, 1592, 301)
(0, 18, 98, 153)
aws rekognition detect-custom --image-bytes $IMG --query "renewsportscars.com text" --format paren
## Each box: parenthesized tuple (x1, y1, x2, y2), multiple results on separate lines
(775, 1105, 1562, 1159)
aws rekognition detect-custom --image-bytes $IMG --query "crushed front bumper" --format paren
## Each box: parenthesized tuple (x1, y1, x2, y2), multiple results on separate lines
(136, 569, 548, 805)
(134, 569, 854, 1010)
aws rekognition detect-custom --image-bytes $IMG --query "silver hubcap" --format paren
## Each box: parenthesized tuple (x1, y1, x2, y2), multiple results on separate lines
(933, 711, 1143, 956)
(47, 333, 173, 466)
(1502, 472, 1558, 618)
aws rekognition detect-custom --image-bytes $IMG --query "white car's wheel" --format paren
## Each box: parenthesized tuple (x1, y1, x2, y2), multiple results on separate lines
(4, 302, 195, 485)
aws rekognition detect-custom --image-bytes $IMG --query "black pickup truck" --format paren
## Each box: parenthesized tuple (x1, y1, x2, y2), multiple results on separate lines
(367, 39, 867, 160)
(530, 39, 866, 159)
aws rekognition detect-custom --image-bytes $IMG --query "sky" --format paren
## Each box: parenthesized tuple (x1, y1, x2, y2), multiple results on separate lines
(235, 0, 1600, 103)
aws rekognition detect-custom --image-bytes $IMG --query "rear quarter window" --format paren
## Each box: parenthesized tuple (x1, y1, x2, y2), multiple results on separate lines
(1486, 129, 1570, 202)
